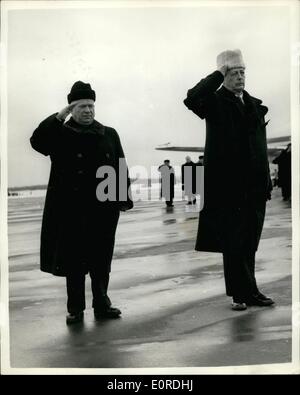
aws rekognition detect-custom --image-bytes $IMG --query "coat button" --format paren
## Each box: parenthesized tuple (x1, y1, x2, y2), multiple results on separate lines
(77, 170, 84, 175)
(77, 153, 83, 158)
(106, 153, 110, 158)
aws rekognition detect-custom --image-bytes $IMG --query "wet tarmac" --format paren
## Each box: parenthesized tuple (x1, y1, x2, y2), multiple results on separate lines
(7, 188, 292, 370)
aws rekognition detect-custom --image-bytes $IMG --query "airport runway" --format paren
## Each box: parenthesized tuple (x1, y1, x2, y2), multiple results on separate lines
(7, 188, 292, 370)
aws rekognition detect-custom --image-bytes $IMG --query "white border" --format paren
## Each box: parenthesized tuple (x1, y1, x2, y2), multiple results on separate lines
(290, 0, 300, 373)
(1, 0, 299, 375)
(0, 0, 10, 374)
(1, 0, 297, 11)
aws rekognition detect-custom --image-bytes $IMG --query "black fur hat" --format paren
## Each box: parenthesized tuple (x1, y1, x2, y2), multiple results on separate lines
(67, 81, 96, 104)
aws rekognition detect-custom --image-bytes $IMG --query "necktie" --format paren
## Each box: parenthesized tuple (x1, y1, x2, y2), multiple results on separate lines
(236, 95, 244, 105)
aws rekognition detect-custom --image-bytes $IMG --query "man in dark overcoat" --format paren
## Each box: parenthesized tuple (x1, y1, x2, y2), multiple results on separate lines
(30, 81, 133, 324)
(195, 155, 204, 201)
(183, 49, 274, 310)
(272, 143, 291, 201)
(181, 156, 196, 205)
(158, 159, 175, 207)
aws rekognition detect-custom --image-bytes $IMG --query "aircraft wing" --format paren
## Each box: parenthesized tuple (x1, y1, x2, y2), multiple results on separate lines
(155, 146, 205, 152)
(155, 136, 291, 155)
(267, 136, 291, 144)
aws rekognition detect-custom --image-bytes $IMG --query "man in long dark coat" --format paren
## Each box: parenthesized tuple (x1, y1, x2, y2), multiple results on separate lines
(158, 159, 175, 207)
(181, 156, 196, 205)
(195, 156, 204, 202)
(30, 81, 133, 324)
(183, 49, 274, 311)
(272, 143, 291, 201)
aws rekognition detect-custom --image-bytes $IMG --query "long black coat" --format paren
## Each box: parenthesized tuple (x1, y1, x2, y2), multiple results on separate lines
(181, 161, 197, 194)
(184, 71, 272, 253)
(30, 114, 133, 276)
(272, 148, 291, 198)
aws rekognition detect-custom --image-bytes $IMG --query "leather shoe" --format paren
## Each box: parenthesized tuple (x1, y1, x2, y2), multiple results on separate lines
(246, 294, 275, 306)
(66, 311, 84, 325)
(94, 307, 121, 320)
(257, 292, 274, 302)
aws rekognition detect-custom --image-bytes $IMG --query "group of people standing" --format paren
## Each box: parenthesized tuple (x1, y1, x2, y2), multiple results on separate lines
(158, 155, 204, 207)
(31, 48, 276, 325)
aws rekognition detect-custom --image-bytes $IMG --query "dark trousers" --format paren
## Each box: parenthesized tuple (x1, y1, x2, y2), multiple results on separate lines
(222, 251, 259, 301)
(66, 269, 112, 314)
(66, 206, 120, 314)
(281, 181, 291, 200)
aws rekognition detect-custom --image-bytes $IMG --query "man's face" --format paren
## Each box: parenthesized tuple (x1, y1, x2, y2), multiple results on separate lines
(224, 67, 245, 93)
(71, 99, 95, 125)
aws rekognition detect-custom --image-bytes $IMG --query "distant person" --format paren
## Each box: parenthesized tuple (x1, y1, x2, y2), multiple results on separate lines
(184, 49, 274, 311)
(30, 81, 133, 325)
(158, 160, 175, 207)
(272, 168, 279, 187)
(196, 155, 204, 166)
(181, 156, 196, 205)
(195, 155, 204, 198)
(272, 143, 291, 201)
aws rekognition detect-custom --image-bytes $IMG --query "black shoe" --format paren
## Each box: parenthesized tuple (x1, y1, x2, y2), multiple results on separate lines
(246, 294, 275, 306)
(94, 307, 122, 320)
(257, 292, 274, 302)
(66, 311, 84, 325)
(192, 199, 197, 204)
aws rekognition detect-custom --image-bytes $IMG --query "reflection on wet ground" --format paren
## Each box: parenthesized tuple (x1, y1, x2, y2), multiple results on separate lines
(163, 218, 177, 225)
(7, 189, 292, 369)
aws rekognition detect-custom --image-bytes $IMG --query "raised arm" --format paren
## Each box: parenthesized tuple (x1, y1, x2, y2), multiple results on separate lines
(30, 102, 80, 156)
(183, 70, 225, 119)
(30, 114, 64, 156)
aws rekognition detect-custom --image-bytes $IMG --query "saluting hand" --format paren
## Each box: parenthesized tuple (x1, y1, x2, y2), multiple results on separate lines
(56, 101, 81, 121)
(218, 65, 228, 77)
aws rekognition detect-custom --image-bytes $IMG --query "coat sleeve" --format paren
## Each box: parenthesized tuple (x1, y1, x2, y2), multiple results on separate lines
(112, 129, 134, 211)
(181, 164, 184, 190)
(171, 167, 176, 185)
(183, 71, 224, 119)
(272, 151, 283, 165)
(30, 113, 64, 156)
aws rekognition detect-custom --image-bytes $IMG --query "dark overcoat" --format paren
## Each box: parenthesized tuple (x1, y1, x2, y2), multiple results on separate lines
(184, 71, 272, 253)
(158, 164, 175, 200)
(181, 161, 197, 194)
(272, 148, 291, 192)
(30, 114, 133, 276)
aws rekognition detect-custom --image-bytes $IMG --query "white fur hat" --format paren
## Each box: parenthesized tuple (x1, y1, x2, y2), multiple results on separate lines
(217, 49, 245, 70)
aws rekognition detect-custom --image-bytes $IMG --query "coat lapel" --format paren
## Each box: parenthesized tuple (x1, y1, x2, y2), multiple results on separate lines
(218, 86, 268, 129)
(217, 86, 246, 117)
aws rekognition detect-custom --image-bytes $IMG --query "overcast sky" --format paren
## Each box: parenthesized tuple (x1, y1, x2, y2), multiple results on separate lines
(4, 1, 293, 187)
